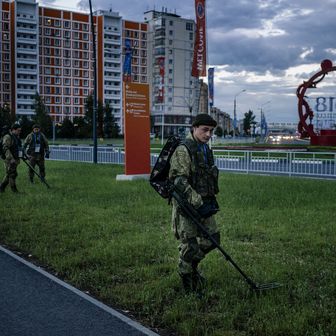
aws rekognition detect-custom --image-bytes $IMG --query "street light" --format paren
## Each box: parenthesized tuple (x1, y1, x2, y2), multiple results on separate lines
(89, 0, 97, 163)
(233, 89, 246, 139)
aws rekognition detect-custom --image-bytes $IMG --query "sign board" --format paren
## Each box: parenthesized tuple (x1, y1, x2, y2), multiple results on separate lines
(123, 82, 150, 175)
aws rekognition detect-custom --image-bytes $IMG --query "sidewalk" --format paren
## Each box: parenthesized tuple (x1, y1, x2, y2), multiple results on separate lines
(0, 246, 159, 336)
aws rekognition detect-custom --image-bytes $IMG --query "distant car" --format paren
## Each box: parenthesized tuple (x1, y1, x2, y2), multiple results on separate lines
(150, 133, 155, 139)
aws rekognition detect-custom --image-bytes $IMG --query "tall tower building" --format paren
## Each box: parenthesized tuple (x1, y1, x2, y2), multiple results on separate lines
(144, 9, 199, 137)
(95, 10, 122, 128)
(0, 1, 11, 111)
(7, 0, 39, 118)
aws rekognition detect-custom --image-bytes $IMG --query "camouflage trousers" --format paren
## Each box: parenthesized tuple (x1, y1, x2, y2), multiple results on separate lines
(1, 159, 19, 188)
(172, 204, 220, 275)
(28, 155, 45, 179)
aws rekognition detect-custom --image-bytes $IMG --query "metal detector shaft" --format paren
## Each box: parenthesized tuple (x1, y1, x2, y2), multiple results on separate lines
(171, 187, 259, 290)
(22, 156, 50, 189)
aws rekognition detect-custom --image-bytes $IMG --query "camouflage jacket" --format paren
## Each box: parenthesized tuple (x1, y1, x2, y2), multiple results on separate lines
(2, 133, 22, 161)
(169, 132, 219, 208)
(24, 132, 49, 156)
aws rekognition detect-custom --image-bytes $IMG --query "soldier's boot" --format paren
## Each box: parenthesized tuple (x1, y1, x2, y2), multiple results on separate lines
(0, 178, 9, 192)
(11, 185, 19, 193)
(191, 261, 206, 296)
(180, 273, 194, 294)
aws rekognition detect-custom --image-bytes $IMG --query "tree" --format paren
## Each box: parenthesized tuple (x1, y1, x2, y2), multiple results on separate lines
(58, 118, 75, 138)
(33, 92, 53, 137)
(243, 110, 256, 136)
(103, 103, 120, 138)
(84, 94, 94, 137)
(214, 126, 223, 137)
(17, 115, 34, 139)
(0, 103, 12, 131)
(73, 116, 90, 138)
(97, 100, 104, 138)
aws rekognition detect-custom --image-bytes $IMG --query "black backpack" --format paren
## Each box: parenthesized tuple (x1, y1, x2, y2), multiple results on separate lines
(149, 135, 182, 199)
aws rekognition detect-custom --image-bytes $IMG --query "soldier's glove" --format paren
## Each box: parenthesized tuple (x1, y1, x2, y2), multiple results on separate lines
(211, 198, 220, 211)
(45, 151, 50, 159)
(196, 202, 218, 219)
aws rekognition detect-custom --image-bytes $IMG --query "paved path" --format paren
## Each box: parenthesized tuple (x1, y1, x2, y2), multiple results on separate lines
(0, 246, 159, 336)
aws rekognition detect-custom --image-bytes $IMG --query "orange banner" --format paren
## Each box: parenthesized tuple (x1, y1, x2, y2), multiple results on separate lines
(123, 82, 150, 175)
(192, 0, 207, 77)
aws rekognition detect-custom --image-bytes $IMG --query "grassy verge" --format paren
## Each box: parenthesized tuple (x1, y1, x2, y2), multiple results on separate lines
(1, 161, 335, 335)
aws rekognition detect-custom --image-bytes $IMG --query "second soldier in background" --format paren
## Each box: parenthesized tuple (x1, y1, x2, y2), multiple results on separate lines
(23, 124, 50, 184)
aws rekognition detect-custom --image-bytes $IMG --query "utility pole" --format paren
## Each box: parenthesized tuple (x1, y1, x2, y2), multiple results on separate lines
(89, 0, 98, 163)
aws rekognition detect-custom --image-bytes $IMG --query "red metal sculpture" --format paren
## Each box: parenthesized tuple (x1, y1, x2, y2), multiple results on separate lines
(297, 59, 336, 145)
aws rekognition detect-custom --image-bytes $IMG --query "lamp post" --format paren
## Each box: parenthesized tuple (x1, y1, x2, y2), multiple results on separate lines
(233, 89, 246, 139)
(161, 113, 164, 145)
(89, 0, 97, 163)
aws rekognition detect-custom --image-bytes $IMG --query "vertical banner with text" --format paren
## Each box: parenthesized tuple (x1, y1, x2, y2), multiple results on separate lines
(192, 0, 207, 77)
(123, 82, 150, 175)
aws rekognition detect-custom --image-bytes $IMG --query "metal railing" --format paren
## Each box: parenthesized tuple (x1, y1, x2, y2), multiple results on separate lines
(49, 145, 336, 179)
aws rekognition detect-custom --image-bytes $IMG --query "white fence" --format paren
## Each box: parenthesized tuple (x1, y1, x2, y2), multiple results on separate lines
(49, 145, 336, 179)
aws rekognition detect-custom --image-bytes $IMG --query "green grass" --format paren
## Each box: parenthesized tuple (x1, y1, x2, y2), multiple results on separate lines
(1, 161, 335, 335)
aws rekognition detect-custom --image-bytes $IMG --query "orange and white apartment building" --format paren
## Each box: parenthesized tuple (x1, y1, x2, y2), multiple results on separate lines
(0, 0, 148, 130)
(1, 0, 199, 134)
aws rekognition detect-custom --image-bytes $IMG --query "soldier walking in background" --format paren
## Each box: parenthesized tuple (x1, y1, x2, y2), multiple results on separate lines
(169, 114, 220, 295)
(23, 124, 50, 184)
(0, 123, 23, 193)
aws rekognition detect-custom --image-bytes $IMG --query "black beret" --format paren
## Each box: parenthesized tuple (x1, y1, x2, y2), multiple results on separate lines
(192, 114, 217, 127)
(32, 124, 40, 129)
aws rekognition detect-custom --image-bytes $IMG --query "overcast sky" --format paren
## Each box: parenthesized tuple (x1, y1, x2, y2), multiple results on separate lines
(41, 0, 336, 124)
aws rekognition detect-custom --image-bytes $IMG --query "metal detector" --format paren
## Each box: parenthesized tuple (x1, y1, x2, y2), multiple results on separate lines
(171, 186, 281, 292)
(22, 155, 51, 189)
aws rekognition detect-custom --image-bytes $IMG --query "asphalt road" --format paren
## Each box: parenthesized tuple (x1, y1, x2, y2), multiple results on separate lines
(0, 246, 159, 336)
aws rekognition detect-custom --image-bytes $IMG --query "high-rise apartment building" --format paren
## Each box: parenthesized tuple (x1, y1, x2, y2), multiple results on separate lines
(1, 2, 199, 135)
(144, 9, 199, 137)
(1, 1, 11, 112)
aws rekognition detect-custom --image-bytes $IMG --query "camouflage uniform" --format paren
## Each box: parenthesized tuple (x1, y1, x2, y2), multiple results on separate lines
(0, 133, 22, 192)
(169, 132, 220, 291)
(23, 131, 49, 182)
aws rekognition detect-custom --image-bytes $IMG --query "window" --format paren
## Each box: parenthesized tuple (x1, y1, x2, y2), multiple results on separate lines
(186, 22, 193, 31)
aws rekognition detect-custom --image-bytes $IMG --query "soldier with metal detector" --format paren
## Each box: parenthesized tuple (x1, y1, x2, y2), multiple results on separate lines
(0, 123, 23, 193)
(23, 124, 50, 185)
(151, 114, 281, 294)
(169, 114, 220, 295)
